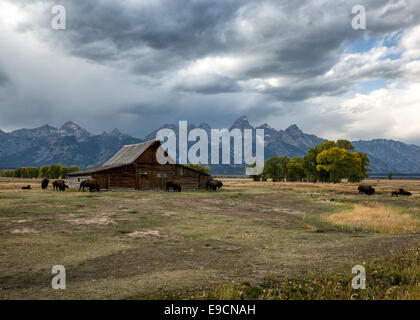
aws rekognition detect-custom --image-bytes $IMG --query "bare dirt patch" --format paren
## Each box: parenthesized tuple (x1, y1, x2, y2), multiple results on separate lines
(70, 217, 116, 226)
(127, 230, 161, 238)
(10, 228, 37, 234)
(162, 211, 177, 217)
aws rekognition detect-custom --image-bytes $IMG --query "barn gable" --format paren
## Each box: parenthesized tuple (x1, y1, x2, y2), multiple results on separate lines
(104, 140, 161, 166)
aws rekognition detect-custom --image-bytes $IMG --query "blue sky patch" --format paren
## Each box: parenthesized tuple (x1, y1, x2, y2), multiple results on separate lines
(356, 79, 387, 94)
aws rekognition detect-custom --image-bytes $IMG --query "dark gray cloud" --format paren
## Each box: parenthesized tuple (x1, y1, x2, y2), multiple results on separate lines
(0, 0, 420, 144)
(0, 68, 10, 87)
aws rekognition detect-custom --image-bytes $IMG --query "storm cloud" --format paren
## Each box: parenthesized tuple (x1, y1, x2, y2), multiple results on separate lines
(0, 0, 420, 143)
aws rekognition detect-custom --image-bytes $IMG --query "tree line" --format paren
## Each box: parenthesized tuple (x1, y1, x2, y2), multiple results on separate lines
(0, 164, 80, 179)
(248, 140, 370, 183)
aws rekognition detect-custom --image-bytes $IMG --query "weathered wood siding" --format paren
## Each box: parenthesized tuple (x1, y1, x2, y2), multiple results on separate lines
(133, 164, 208, 190)
(93, 164, 136, 189)
(136, 143, 164, 164)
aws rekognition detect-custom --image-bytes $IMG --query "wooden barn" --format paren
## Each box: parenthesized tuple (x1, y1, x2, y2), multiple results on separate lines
(68, 139, 210, 191)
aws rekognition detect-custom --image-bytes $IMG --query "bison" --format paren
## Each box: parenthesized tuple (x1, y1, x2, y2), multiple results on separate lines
(358, 185, 375, 195)
(207, 179, 222, 191)
(399, 188, 412, 196)
(166, 181, 182, 192)
(206, 180, 217, 191)
(79, 179, 100, 192)
(41, 178, 49, 190)
(21, 185, 31, 190)
(53, 179, 69, 191)
(391, 191, 400, 197)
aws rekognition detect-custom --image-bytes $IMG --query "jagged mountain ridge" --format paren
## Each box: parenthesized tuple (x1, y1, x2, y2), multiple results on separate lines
(0, 117, 420, 174)
(0, 122, 143, 169)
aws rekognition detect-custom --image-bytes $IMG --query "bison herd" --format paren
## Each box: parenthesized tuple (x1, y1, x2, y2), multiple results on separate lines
(165, 178, 224, 192)
(34, 177, 224, 193)
(39, 178, 99, 192)
(391, 188, 412, 197)
(22, 178, 416, 197)
(358, 185, 412, 197)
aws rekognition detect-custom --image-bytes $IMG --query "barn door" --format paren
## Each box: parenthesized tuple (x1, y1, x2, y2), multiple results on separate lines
(137, 172, 149, 189)
(199, 176, 207, 189)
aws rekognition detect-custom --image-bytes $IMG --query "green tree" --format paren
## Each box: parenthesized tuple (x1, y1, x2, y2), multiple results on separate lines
(0, 170, 15, 177)
(48, 164, 63, 179)
(39, 165, 50, 178)
(68, 166, 80, 174)
(60, 166, 69, 179)
(349, 152, 370, 182)
(286, 157, 305, 182)
(27, 167, 39, 178)
(263, 156, 289, 182)
(15, 167, 30, 178)
(388, 173, 393, 180)
(304, 140, 357, 182)
(184, 163, 211, 174)
(316, 147, 369, 183)
(335, 139, 355, 151)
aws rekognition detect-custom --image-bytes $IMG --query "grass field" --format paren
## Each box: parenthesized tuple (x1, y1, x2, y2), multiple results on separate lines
(0, 177, 419, 299)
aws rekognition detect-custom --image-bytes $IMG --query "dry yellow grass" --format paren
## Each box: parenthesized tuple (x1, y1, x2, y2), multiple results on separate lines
(221, 178, 420, 196)
(323, 204, 420, 234)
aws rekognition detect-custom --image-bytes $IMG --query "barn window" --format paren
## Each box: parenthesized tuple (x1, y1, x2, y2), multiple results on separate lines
(157, 173, 161, 178)
(78, 178, 80, 182)
(162, 172, 168, 178)
(123, 165, 129, 173)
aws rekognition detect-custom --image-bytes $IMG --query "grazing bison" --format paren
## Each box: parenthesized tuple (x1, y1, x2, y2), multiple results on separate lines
(166, 181, 182, 192)
(391, 191, 400, 197)
(79, 179, 100, 192)
(207, 179, 222, 191)
(53, 179, 69, 191)
(21, 185, 31, 190)
(41, 178, 49, 190)
(206, 179, 217, 191)
(358, 185, 375, 195)
(399, 188, 412, 196)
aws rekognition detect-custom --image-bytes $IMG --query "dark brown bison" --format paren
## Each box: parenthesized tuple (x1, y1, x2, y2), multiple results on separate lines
(206, 180, 217, 191)
(399, 188, 412, 196)
(207, 179, 222, 191)
(358, 185, 375, 195)
(53, 179, 69, 191)
(21, 185, 31, 190)
(166, 181, 182, 192)
(391, 191, 400, 197)
(41, 178, 49, 190)
(79, 179, 100, 192)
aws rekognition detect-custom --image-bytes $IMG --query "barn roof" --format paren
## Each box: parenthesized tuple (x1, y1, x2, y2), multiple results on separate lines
(67, 165, 121, 176)
(68, 140, 160, 176)
(104, 139, 160, 166)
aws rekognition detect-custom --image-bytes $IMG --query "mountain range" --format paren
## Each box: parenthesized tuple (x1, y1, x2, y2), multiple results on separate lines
(1, 117, 420, 174)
